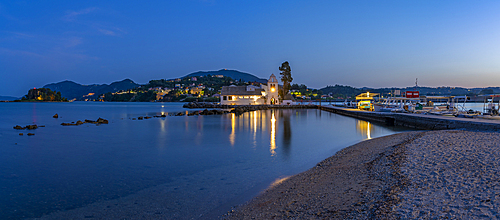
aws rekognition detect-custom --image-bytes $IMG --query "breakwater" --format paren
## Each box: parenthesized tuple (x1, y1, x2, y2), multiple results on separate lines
(319, 105, 500, 131)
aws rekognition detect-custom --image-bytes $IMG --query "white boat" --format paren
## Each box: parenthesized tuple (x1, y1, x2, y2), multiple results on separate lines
(480, 94, 500, 116)
(374, 97, 420, 112)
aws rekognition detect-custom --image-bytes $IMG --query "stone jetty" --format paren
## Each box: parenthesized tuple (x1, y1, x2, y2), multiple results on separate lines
(319, 105, 500, 131)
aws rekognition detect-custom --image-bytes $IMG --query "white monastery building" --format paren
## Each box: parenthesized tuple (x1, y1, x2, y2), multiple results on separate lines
(220, 74, 282, 105)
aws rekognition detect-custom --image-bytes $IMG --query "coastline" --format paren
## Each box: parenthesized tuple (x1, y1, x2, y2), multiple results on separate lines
(225, 130, 500, 219)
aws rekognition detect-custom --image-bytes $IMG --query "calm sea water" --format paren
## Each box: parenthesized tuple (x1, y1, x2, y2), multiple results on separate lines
(0, 102, 409, 219)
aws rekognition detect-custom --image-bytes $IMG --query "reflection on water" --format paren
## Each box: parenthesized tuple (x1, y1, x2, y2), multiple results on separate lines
(356, 120, 373, 139)
(270, 111, 277, 156)
(270, 176, 291, 187)
(253, 111, 257, 149)
(280, 110, 292, 158)
(226, 110, 286, 157)
(230, 113, 236, 146)
(0, 102, 411, 219)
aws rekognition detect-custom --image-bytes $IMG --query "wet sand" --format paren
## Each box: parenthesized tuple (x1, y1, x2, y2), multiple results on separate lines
(226, 130, 500, 219)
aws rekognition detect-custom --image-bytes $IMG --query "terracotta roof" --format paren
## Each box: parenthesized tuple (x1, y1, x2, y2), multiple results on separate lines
(221, 86, 264, 95)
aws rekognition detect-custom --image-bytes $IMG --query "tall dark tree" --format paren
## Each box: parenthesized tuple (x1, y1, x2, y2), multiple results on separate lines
(279, 61, 293, 99)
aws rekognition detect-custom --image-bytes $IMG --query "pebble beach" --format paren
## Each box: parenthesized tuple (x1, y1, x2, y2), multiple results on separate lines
(226, 130, 500, 219)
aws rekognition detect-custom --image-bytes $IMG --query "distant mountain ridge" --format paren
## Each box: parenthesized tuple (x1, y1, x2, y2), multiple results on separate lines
(0, 96, 19, 101)
(38, 70, 266, 100)
(184, 69, 267, 83)
(43, 79, 139, 100)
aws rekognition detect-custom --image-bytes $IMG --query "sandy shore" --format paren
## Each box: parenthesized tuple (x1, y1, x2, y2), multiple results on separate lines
(226, 130, 500, 219)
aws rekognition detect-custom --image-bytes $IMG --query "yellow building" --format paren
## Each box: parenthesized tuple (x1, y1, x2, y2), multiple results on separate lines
(356, 92, 379, 111)
(190, 87, 203, 95)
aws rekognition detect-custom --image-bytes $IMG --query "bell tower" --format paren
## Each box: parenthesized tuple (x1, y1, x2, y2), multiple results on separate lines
(267, 74, 279, 105)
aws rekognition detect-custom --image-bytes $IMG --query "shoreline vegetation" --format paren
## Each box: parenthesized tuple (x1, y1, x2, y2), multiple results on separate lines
(225, 130, 500, 219)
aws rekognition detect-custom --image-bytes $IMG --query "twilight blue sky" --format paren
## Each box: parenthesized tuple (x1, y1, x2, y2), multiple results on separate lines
(1, 0, 500, 97)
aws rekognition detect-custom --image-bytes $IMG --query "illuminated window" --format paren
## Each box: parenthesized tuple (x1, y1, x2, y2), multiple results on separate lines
(228, 96, 233, 100)
(244, 96, 249, 99)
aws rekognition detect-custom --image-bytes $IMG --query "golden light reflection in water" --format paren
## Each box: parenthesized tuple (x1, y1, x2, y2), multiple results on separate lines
(229, 113, 236, 146)
(226, 110, 279, 156)
(270, 176, 291, 188)
(368, 122, 371, 139)
(270, 112, 276, 156)
(160, 117, 166, 132)
(253, 111, 257, 149)
(356, 120, 373, 139)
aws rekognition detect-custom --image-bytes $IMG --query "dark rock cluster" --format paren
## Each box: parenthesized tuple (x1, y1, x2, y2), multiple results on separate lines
(61, 118, 109, 126)
(230, 106, 269, 114)
(13, 125, 39, 130)
(133, 115, 158, 120)
(14, 124, 43, 137)
(199, 109, 225, 115)
(183, 102, 218, 108)
(173, 106, 268, 116)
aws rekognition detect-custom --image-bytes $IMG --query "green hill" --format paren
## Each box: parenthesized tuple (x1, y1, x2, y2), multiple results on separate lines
(184, 69, 267, 83)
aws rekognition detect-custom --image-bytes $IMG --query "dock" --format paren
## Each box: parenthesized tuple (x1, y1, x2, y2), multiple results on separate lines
(319, 105, 500, 131)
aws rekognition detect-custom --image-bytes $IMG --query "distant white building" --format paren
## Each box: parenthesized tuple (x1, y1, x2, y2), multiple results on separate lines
(220, 74, 283, 105)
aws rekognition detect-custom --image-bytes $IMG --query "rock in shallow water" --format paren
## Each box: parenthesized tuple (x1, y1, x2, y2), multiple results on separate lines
(13, 125, 24, 130)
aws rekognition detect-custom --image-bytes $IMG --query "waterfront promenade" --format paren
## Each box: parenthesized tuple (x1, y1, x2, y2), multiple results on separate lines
(319, 105, 500, 131)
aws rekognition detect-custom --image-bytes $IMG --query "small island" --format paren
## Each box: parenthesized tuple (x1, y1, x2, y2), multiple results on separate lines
(19, 88, 68, 102)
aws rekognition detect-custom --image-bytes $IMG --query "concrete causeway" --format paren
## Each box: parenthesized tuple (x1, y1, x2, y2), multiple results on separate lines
(319, 105, 500, 131)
